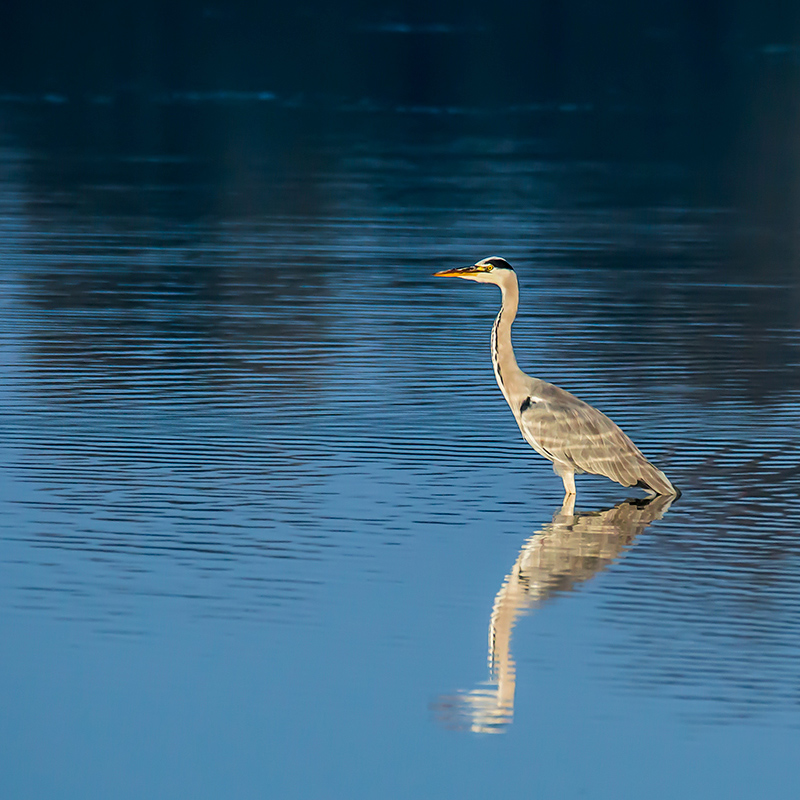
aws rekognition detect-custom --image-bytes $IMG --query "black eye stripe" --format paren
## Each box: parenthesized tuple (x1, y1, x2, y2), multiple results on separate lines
(477, 257, 514, 271)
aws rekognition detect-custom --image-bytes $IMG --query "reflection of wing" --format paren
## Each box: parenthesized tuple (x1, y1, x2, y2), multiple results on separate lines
(434, 495, 674, 733)
(509, 493, 674, 606)
(517, 382, 675, 494)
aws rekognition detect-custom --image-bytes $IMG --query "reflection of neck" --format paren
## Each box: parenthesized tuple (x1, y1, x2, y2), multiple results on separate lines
(491, 276, 523, 403)
(487, 562, 527, 718)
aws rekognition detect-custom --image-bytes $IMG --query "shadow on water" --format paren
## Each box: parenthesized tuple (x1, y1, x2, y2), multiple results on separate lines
(434, 494, 675, 733)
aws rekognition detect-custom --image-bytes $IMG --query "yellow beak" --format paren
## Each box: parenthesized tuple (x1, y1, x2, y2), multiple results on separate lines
(433, 266, 480, 278)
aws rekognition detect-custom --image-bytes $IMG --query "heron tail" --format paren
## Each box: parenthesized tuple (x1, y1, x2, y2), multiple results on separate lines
(635, 459, 680, 497)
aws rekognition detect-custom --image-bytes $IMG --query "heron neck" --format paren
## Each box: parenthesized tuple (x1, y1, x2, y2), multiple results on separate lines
(491, 277, 524, 401)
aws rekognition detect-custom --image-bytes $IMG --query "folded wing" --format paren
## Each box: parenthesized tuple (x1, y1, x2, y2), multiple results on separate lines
(517, 383, 676, 495)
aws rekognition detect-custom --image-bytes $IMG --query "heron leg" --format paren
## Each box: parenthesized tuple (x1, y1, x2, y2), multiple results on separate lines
(559, 493, 576, 516)
(553, 463, 576, 497)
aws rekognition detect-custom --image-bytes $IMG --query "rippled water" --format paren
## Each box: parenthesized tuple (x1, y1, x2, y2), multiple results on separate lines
(1, 101, 800, 799)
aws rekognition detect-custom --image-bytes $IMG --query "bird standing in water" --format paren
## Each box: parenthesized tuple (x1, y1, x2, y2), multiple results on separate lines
(434, 256, 678, 499)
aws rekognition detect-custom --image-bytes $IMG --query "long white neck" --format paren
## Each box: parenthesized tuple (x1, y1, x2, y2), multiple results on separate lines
(490, 273, 526, 404)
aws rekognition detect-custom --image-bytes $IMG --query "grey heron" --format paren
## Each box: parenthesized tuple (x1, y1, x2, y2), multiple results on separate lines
(434, 256, 678, 499)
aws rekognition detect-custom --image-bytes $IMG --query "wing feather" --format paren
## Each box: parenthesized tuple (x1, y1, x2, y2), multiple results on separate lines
(516, 383, 676, 494)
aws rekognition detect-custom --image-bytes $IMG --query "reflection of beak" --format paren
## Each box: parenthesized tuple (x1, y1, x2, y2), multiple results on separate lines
(434, 266, 478, 277)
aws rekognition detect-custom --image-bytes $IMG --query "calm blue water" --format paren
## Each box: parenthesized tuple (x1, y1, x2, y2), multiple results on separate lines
(1, 100, 800, 799)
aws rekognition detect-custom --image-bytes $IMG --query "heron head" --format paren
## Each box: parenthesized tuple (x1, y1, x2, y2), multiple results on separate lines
(434, 256, 515, 283)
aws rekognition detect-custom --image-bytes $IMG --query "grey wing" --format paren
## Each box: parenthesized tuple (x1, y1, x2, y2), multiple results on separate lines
(517, 384, 676, 494)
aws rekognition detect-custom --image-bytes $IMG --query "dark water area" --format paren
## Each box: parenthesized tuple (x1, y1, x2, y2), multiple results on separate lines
(2, 6, 800, 798)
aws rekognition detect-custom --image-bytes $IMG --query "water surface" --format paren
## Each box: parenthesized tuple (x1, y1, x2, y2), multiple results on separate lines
(1, 99, 800, 799)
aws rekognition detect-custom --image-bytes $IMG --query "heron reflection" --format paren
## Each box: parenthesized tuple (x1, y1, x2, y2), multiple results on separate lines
(435, 494, 674, 733)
